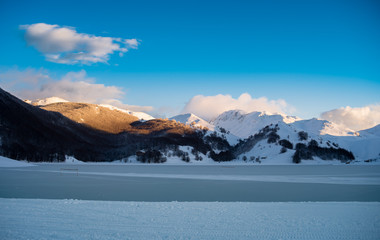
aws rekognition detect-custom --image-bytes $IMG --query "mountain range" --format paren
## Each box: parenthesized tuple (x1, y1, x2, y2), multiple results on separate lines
(1, 88, 379, 164)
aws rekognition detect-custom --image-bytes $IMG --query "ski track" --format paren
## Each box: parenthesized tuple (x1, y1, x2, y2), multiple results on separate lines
(0, 199, 379, 240)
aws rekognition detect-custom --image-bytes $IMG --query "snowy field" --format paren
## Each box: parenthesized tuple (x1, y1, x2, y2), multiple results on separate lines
(1, 158, 380, 239)
(1, 199, 379, 240)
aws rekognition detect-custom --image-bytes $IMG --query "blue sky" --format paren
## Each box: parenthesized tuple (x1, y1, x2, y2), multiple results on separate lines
(0, 0, 379, 120)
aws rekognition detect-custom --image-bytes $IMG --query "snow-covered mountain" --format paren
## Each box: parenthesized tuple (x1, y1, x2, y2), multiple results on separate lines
(211, 110, 358, 138)
(167, 109, 380, 163)
(292, 118, 358, 136)
(99, 104, 154, 121)
(0, 88, 231, 163)
(234, 119, 380, 163)
(170, 113, 214, 130)
(211, 110, 301, 139)
(25, 97, 154, 121)
(359, 124, 380, 137)
(204, 109, 379, 163)
(28, 97, 69, 106)
(3, 90, 379, 164)
(170, 113, 241, 145)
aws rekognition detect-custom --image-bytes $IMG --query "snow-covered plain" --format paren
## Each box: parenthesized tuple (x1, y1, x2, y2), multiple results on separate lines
(1, 164, 380, 202)
(1, 198, 379, 240)
(1, 157, 380, 239)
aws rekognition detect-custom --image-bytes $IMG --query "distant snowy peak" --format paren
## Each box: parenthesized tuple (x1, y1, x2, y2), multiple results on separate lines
(293, 118, 358, 137)
(28, 97, 69, 106)
(211, 110, 301, 139)
(359, 124, 380, 137)
(211, 110, 359, 138)
(99, 104, 154, 121)
(170, 113, 214, 130)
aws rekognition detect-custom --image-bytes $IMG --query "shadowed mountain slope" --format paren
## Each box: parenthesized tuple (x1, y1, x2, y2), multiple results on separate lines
(0, 88, 217, 162)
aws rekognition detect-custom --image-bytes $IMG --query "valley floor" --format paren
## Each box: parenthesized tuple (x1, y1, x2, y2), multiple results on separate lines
(1, 161, 379, 239)
(1, 164, 380, 201)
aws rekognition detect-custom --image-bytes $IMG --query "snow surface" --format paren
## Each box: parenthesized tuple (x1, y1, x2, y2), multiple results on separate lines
(169, 114, 240, 145)
(359, 124, 380, 137)
(1, 198, 379, 240)
(226, 118, 380, 163)
(293, 118, 357, 136)
(211, 110, 357, 138)
(29, 97, 69, 106)
(0, 156, 35, 167)
(170, 113, 214, 130)
(26, 97, 154, 120)
(169, 109, 380, 163)
(99, 104, 154, 120)
(211, 110, 300, 139)
(64, 156, 85, 164)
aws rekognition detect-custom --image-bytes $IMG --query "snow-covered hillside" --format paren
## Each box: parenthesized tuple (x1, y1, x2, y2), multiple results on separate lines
(170, 113, 214, 130)
(359, 124, 380, 137)
(25, 97, 154, 121)
(164, 110, 380, 163)
(99, 104, 154, 120)
(28, 97, 68, 106)
(170, 113, 240, 145)
(0, 156, 35, 167)
(211, 110, 357, 139)
(211, 110, 300, 139)
(292, 118, 357, 136)
(232, 120, 380, 163)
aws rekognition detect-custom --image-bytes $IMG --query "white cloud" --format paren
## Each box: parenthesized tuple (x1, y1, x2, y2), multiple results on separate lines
(182, 93, 292, 120)
(321, 105, 380, 131)
(0, 68, 152, 112)
(20, 23, 139, 64)
(125, 39, 139, 49)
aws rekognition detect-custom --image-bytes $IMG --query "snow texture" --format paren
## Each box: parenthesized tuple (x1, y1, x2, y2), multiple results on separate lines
(0, 198, 379, 240)
(0, 156, 35, 167)
(211, 110, 300, 139)
(209, 111, 380, 163)
(99, 104, 154, 120)
(29, 97, 69, 106)
(359, 124, 380, 137)
(170, 113, 214, 130)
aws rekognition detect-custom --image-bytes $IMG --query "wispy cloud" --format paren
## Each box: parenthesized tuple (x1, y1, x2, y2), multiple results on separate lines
(321, 105, 380, 131)
(182, 93, 293, 120)
(20, 23, 139, 65)
(0, 68, 152, 113)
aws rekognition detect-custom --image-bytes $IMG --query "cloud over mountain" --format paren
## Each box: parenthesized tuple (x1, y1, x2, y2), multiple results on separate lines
(182, 93, 292, 121)
(321, 105, 380, 131)
(0, 68, 152, 113)
(20, 23, 139, 64)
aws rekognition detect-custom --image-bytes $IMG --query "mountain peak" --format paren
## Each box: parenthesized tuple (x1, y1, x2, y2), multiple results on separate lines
(170, 113, 214, 130)
(211, 110, 300, 138)
(99, 104, 154, 121)
(28, 97, 69, 106)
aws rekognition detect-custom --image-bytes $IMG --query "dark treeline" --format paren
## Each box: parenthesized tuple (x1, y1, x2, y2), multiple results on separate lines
(293, 140, 355, 163)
